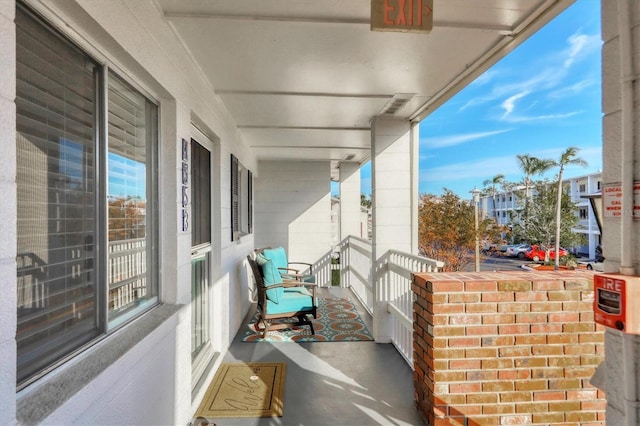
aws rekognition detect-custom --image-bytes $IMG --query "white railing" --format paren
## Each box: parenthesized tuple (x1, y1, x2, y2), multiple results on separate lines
(339, 236, 374, 314)
(381, 250, 444, 366)
(338, 235, 444, 367)
(109, 238, 147, 311)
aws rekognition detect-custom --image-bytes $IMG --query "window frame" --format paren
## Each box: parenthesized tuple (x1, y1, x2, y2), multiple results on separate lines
(230, 154, 253, 241)
(15, 3, 160, 388)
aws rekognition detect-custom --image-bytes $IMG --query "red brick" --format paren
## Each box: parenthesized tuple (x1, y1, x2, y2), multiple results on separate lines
(567, 389, 598, 400)
(499, 346, 531, 357)
(547, 334, 578, 344)
(482, 292, 514, 302)
(565, 279, 592, 290)
(434, 371, 466, 382)
(562, 300, 593, 311)
(448, 293, 481, 303)
(498, 324, 530, 334)
(432, 303, 465, 314)
(514, 334, 546, 345)
(482, 314, 515, 324)
(548, 356, 580, 367)
(498, 303, 530, 313)
(515, 291, 549, 301)
(548, 312, 580, 322)
(449, 359, 481, 370)
(548, 378, 581, 390)
(564, 344, 595, 355)
(483, 404, 515, 415)
(466, 393, 498, 404)
(499, 414, 532, 424)
(449, 382, 481, 393)
(483, 381, 514, 392)
(530, 301, 564, 312)
(532, 280, 564, 291)
(482, 335, 515, 347)
(530, 323, 562, 333)
(515, 313, 548, 323)
(565, 411, 598, 422)
(466, 347, 498, 358)
(532, 412, 565, 423)
(515, 380, 548, 391)
(548, 290, 582, 301)
(448, 337, 481, 347)
(532, 345, 563, 356)
(514, 357, 547, 368)
(466, 303, 498, 313)
(466, 325, 498, 336)
(498, 369, 531, 380)
(430, 279, 464, 292)
(433, 326, 466, 337)
(482, 358, 513, 369)
(465, 281, 497, 292)
(533, 391, 566, 401)
(500, 392, 532, 403)
(515, 402, 548, 413)
(466, 370, 497, 381)
(498, 281, 531, 292)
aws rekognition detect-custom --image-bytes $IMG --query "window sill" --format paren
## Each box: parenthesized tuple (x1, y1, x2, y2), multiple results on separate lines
(16, 303, 183, 425)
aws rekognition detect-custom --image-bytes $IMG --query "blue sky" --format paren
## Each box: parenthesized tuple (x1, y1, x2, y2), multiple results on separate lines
(358, 0, 602, 200)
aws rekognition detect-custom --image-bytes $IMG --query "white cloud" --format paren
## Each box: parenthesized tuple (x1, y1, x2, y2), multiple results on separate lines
(547, 79, 596, 99)
(501, 110, 582, 123)
(564, 33, 601, 69)
(422, 129, 512, 149)
(501, 91, 530, 119)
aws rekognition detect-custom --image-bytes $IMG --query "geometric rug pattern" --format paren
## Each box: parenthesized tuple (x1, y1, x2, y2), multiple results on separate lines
(242, 297, 374, 342)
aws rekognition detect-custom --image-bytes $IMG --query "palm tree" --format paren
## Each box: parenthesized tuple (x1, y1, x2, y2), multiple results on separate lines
(552, 147, 588, 269)
(483, 174, 505, 222)
(517, 154, 554, 225)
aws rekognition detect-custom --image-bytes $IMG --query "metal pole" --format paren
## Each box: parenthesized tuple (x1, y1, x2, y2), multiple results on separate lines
(474, 200, 480, 272)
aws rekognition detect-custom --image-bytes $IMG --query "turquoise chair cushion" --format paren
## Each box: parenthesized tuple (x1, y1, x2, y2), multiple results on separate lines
(263, 247, 288, 270)
(256, 254, 283, 303)
(265, 287, 314, 315)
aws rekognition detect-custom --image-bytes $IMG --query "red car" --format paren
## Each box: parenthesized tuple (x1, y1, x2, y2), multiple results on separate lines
(524, 245, 568, 262)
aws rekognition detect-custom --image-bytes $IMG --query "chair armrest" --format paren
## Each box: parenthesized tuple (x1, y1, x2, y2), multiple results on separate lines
(279, 267, 301, 274)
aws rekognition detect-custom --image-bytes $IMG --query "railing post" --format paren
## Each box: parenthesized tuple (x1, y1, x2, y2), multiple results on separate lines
(373, 252, 392, 343)
(340, 237, 349, 288)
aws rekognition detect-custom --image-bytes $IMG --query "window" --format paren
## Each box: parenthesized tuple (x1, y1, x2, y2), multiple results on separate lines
(15, 6, 158, 386)
(579, 183, 586, 192)
(230, 154, 253, 241)
(597, 181, 602, 191)
(579, 207, 588, 220)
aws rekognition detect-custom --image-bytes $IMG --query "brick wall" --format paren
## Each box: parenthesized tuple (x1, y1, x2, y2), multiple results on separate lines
(413, 270, 606, 425)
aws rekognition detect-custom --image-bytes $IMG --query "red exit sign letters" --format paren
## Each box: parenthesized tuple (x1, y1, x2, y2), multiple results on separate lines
(371, 0, 433, 33)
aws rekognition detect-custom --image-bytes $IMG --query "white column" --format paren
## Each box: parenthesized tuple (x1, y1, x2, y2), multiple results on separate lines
(339, 162, 362, 240)
(370, 117, 417, 342)
(0, 2, 17, 424)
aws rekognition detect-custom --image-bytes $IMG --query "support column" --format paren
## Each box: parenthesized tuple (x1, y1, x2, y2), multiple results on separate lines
(370, 117, 418, 342)
(339, 162, 362, 240)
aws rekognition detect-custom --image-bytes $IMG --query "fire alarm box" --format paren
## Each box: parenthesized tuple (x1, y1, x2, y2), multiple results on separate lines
(594, 273, 640, 334)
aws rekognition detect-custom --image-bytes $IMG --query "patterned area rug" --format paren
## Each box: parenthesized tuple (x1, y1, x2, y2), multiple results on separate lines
(242, 297, 373, 342)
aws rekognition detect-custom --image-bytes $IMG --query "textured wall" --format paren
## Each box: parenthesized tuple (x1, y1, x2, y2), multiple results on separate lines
(413, 270, 605, 425)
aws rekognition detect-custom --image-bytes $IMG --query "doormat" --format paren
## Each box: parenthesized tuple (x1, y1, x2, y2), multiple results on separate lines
(195, 362, 286, 418)
(242, 297, 374, 342)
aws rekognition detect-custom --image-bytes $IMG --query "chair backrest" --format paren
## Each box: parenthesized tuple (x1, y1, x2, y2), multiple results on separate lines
(246, 255, 267, 309)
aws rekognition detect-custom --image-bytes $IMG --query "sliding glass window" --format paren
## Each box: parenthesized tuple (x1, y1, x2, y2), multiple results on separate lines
(15, 5, 159, 386)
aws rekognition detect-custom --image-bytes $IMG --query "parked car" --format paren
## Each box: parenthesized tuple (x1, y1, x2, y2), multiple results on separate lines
(524, 245, 569, 262)
(580, 259, 605, 271)
(506, 244, 531, 259)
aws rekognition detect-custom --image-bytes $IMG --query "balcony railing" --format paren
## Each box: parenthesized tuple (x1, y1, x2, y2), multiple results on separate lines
(338, 235, 444, 365)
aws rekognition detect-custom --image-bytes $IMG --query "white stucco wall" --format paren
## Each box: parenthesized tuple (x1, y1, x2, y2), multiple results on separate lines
(4, 1, 257, 424)
(339, 162, 362, 240)
(598, 2, 640, 424)
(254, 160, 333, 265)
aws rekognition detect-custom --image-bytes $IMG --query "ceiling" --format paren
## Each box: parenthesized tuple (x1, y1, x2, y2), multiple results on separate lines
(155, 0, 574, 179)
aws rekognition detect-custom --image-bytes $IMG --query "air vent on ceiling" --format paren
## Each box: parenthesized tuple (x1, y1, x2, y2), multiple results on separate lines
(344, 154, 355, 161)
(379, 93, 415, 116)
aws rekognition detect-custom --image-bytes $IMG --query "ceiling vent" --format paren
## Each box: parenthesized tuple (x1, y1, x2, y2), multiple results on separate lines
(380, 93, 415, 116)
(344, 154, 355, 161)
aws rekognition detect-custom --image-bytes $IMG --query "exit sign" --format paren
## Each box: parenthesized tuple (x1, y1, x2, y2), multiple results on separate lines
(371, 0, 433, 33)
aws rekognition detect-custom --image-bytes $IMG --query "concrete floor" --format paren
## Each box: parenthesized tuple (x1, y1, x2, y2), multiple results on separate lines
(210, 287, 426, 426)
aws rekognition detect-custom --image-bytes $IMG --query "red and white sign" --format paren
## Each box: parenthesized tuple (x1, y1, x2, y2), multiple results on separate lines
(603, 182, 640, 219)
